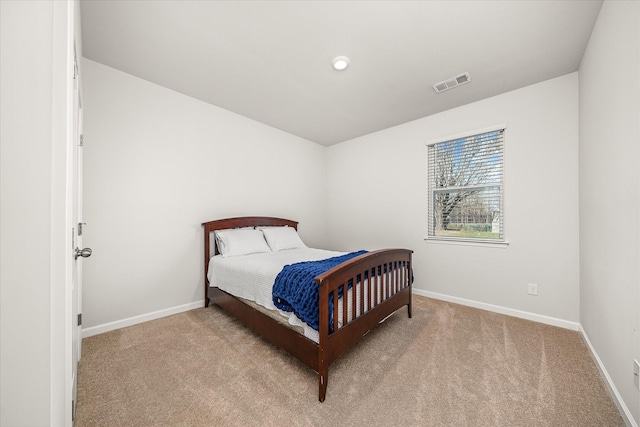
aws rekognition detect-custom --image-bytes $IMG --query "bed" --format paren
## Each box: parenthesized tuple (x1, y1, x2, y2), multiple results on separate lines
(202, 216, 413, 402)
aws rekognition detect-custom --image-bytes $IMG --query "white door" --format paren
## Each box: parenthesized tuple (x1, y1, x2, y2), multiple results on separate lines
(71, 46, 89, 422)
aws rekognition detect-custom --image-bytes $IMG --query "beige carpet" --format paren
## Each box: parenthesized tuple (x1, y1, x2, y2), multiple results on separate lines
(76, 296, 624, 426)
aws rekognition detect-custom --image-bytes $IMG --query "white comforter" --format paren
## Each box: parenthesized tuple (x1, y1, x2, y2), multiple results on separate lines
(208, 248, 344, 343)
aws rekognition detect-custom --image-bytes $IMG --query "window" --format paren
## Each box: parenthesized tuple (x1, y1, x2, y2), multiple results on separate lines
(427, 125, 505, 244)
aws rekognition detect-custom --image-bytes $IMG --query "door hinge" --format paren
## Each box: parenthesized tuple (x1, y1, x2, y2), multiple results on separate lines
(79, 134, 84, 147)
(77, 313, 82, 326)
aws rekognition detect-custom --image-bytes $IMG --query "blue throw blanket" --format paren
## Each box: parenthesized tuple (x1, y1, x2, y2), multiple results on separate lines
(272, 251, 367, 331)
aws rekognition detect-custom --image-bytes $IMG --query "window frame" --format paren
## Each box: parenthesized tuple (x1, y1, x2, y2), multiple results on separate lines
(425, 124, 508, 247)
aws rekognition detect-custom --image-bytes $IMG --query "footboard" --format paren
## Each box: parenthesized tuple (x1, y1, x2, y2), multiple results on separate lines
(314, 248, 413, 401)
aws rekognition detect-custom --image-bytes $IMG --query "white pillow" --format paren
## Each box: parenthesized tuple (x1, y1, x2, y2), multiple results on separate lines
(259, 226, 307, 251)
(212, 226, 252, 255)
(214, 228, 271, 258)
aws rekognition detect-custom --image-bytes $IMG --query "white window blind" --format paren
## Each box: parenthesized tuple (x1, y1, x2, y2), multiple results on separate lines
(427, 126, 505, 243)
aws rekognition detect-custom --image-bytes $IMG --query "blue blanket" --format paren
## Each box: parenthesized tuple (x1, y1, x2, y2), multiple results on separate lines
(272, 251, 367, 331)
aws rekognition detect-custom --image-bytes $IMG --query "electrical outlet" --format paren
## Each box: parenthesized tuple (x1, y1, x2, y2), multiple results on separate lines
(634, 359, 639, 390)
(527, 283, 538, 296)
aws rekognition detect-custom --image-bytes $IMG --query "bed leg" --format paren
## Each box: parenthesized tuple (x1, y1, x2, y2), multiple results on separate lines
(318, 367, 328, 402)
(407, 302, 412, 319)
(205, 298, 210, 308)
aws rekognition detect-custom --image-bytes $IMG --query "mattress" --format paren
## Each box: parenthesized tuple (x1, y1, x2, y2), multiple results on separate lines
(208, 248, 344, 343)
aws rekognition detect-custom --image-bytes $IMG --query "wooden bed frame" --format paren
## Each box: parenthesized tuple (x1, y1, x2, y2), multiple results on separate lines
(202, 216, 413, 402)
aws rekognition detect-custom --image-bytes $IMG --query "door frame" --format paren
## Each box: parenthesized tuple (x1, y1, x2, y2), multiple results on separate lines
(50, 1, 81, 425)
(70, 39, 84, 421)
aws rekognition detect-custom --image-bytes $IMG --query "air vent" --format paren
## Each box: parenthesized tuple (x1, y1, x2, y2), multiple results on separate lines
(433, 72, 471, 93)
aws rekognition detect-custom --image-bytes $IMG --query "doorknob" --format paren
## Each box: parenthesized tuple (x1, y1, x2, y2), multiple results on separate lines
(75, 247, 92, 260)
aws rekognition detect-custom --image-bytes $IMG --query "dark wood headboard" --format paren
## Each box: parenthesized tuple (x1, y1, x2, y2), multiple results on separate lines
(202, 217, 299, 303)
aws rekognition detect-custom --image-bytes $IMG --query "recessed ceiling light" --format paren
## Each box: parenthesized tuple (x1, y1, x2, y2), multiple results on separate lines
(332, 56, 350, 71)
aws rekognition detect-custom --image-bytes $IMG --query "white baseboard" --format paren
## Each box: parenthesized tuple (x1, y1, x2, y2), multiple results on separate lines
(82, 300, 205, 338)
(579, 325, 638, 427)
(412, 289, 580, 331)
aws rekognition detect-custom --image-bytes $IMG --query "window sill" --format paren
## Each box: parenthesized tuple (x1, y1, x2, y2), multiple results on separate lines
(424, 237, 510, 248)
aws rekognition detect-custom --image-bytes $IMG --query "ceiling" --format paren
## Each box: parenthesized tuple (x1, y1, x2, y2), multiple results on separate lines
(80, 0, 603, 146)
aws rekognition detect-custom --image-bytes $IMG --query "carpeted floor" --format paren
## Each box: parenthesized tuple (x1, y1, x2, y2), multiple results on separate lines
(76, 296, 625, 426)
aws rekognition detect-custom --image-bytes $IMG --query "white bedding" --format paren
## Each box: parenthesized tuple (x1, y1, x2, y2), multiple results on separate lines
(208, 248, 344, 343)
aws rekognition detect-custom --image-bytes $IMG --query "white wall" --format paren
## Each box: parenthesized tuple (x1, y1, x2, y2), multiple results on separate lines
(1, 1, 77, 426)
(326, 73, 580, 325)
(579, 0, 640, 424)
(82, 59, 328, 329)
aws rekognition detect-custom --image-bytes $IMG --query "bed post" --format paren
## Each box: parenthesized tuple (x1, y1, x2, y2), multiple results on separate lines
(203, 222, 211, 307)
(407, 258, 413, 318)
(319, 364, 328, 403)
(318, 280, 329, 402)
